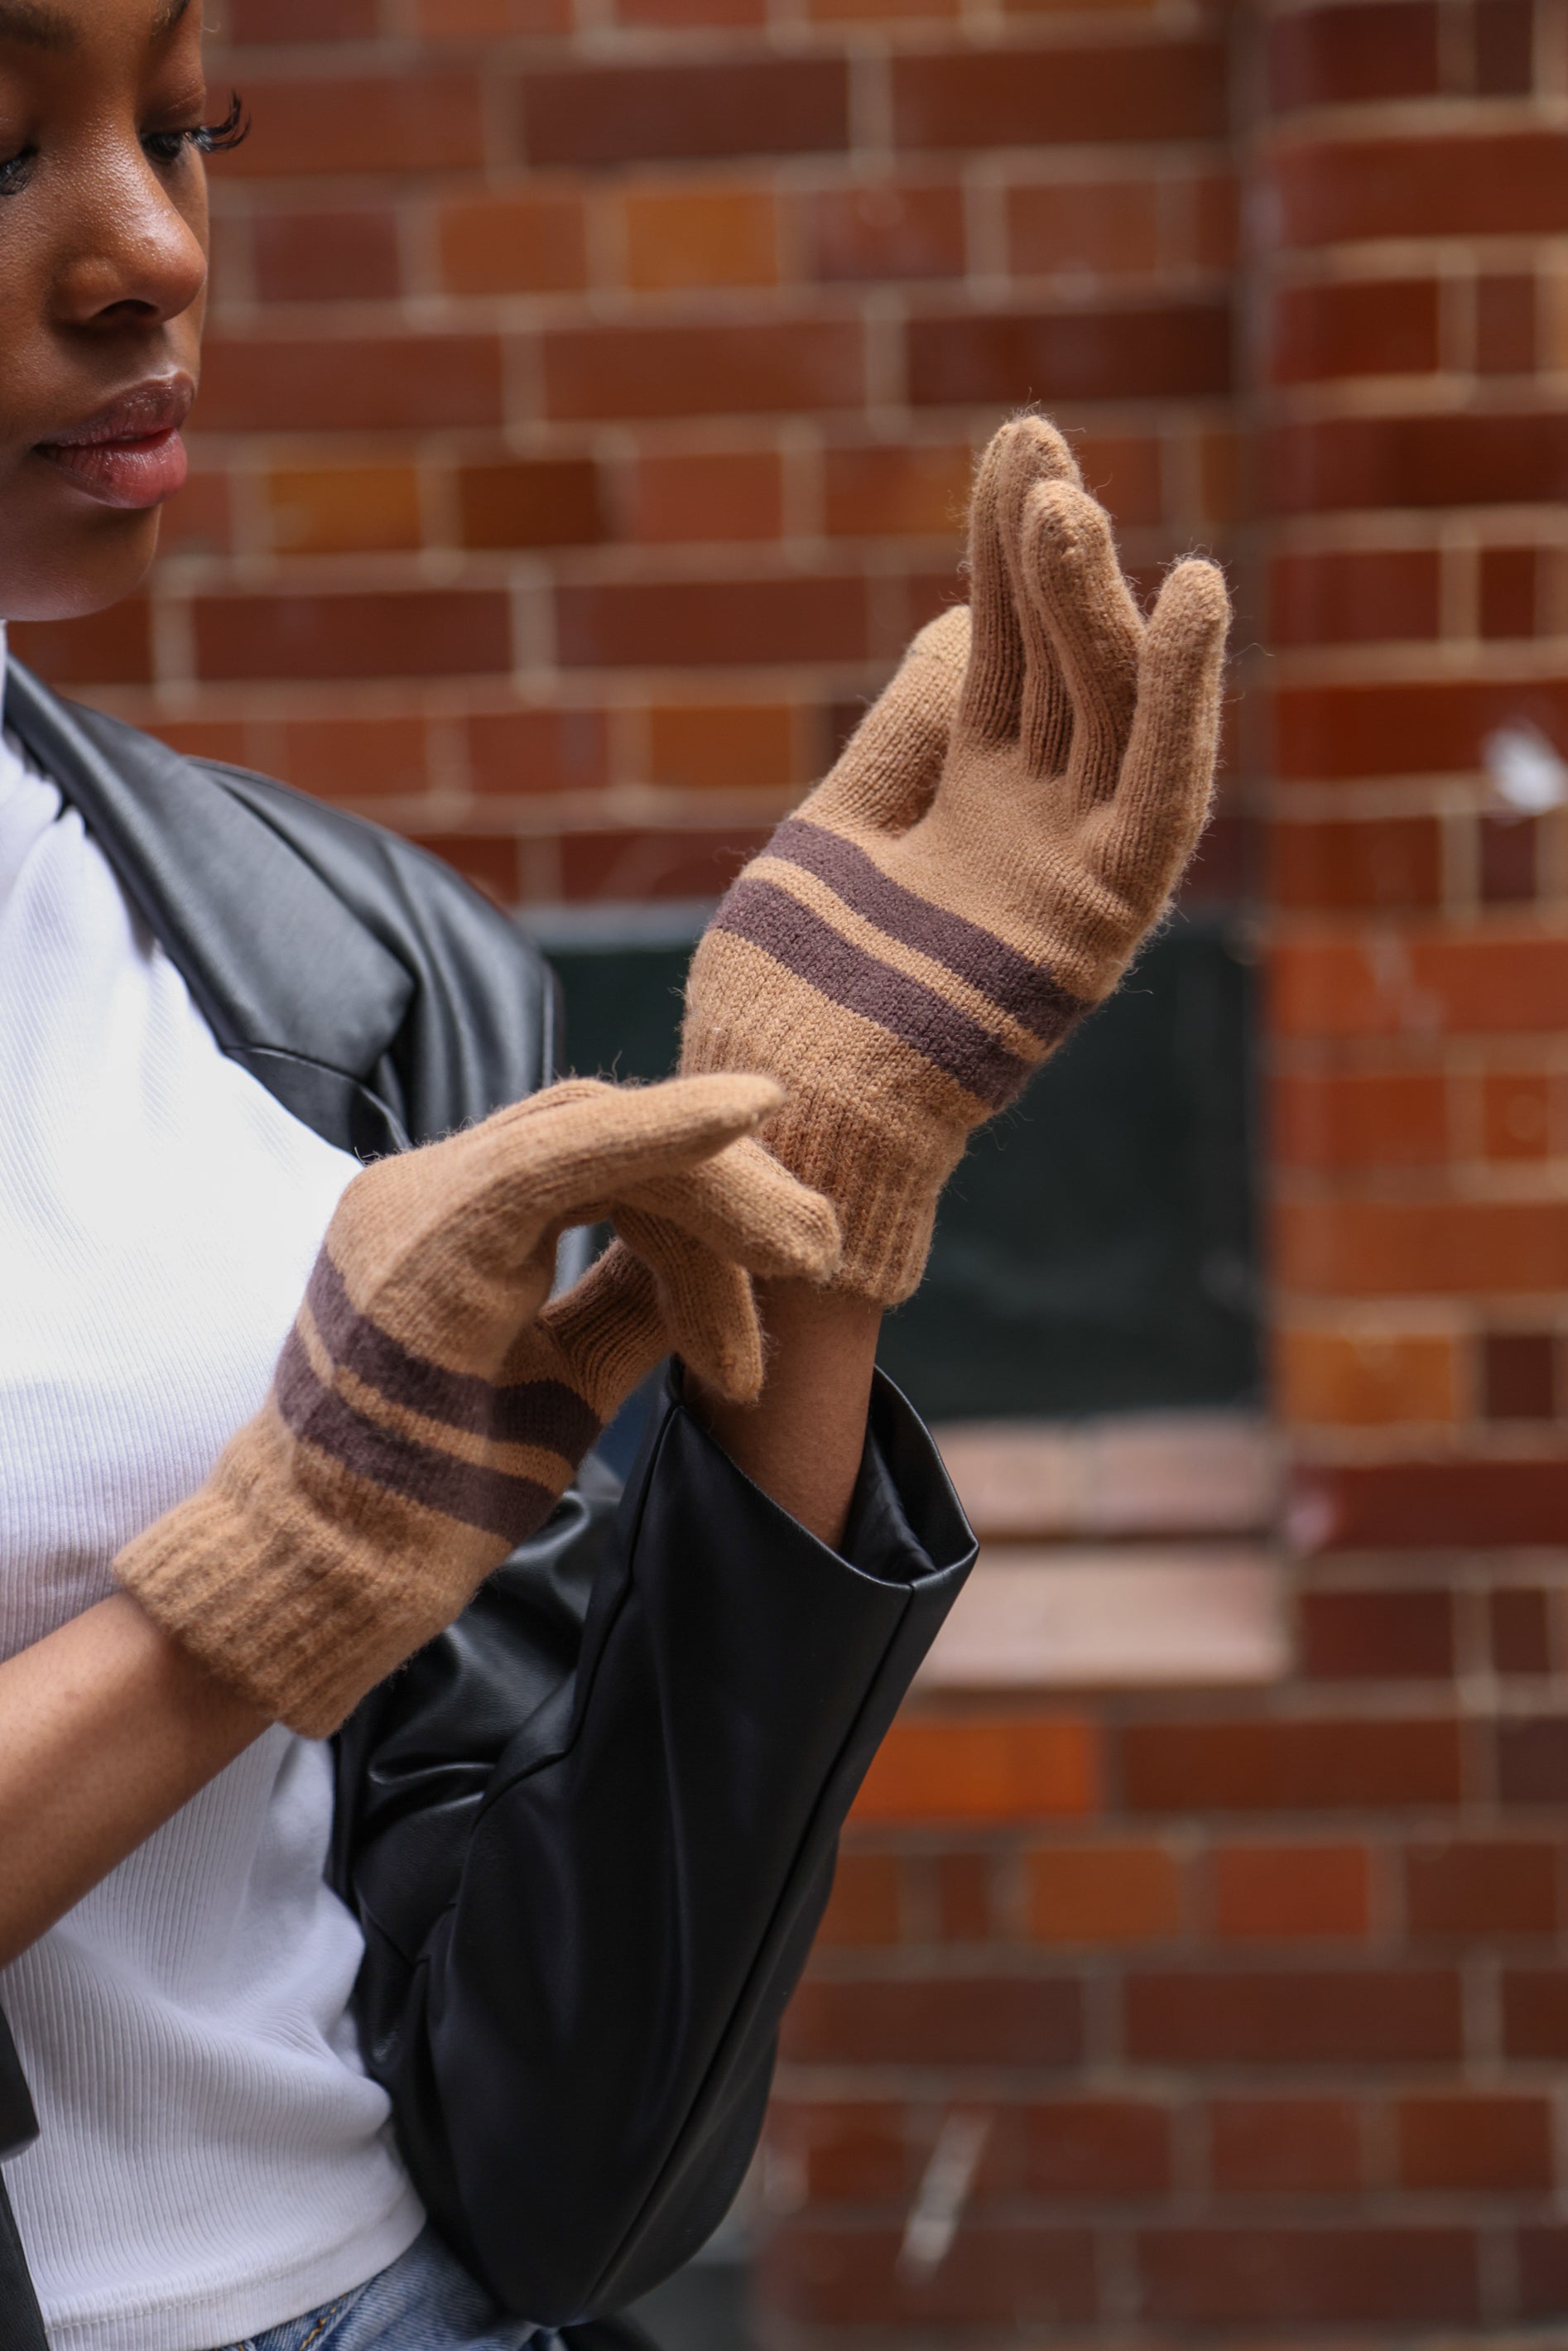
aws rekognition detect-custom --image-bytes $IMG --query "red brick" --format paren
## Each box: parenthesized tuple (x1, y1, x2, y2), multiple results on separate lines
(628, 452, 783, 545)
(892, 41, 1227, 151)
(1269, 2, 1441, 109)
(1128, 1968, 1463, 2066)
(809, 183, 965, 281)
(251, 209, 401, 304)
(1278, 1197, 1568, 1295)
(199, 335, 504, 432)
(1269, 548, 1441, 645)
(1120, 1719, 1462, 1812)
(194, 592, 512, 682)
(1270, 1070, 1448, 1169)
(1271, 131, 1568, 248)
(818, 1853, 902, 1945)
(822, 444, 971, 538)
(456, 461, 604, 551)
(1212, 1845, 1371, 1940)
(1272, 411, 1568, 517)
(556, 827, 768, 901)
(556, 576, 868, 669)
(265, 466, 421, 555)
(1270, 278, 1440, 385)
(1480, 546, 1539, 637)
(1074, 432, 1164, 526)
(544, 322, 863, 422)
(1479, 812, 1539, 900)
(622, 185, 778, 291)
(519, 60, 849, 169)
(228, 0, 378, 34)
(933, 1851, 993, 1940)
(8, 602, 152, 686)
(1504, 1968, 1568, 2056)
(1477, 273, 1537, 373)
(1299, 1589, 1455, 1680)
(1482, 1329, 1556, 1415)
(782, 1977, 1082, 2067)
(1498, 1716, 1568, 1804)
(646, 702, 797, 791)
(1491, 1588, 1554, 1675)
(1272, 935, 1568, 1036)
(1138, 2226, 1478, 2327)
(1404, 1840, 1559, 1937)
(1475, 0, 1536, 91)
(1007, 180, 1161, 277)
(157, 469, 232, 559)
(1397, 2095, 1553, 2191)
(220, 75, 485, 177)
(618, 0, 764, 25)
(1518, 2226, 1568, 2320)
(1297, 1459, 1568, 1550)
(1269, 817, 1441, 911)
(770, 2102, 910, 2201)
(1021, 2100, 1170, 2195)
(1278, 1328, 1457, 1427)
(276, 716, 431, 800)
(853, 1719, 1099, 1824)
(907, 303, 1231, 408)
(436, 193, 588, 296)
(416, 0, 571, 26)
(762, 2223, 1097, 2325)
(1278, 676, 1568, 781)
(1025, 1844, 1182, 1943)
(465, 709, 608, 796)
(409, 834, 520, 906)
(1207, 2099, 1363, 2194)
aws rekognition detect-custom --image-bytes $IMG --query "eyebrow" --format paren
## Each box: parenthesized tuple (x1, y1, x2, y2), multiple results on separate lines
(0, 0, 192, 50)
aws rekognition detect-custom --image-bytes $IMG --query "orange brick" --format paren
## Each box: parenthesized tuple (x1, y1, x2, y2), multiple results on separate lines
(628, 450, 783, 543)
(1212, 1845, 1371, 1941)
(1271, 1070, 1449, 1170)
(437, 193, 588, 296)
(1277, 1199, 1568, 1296)
(416, 0, 570, 30)
(1072, 432, 1163, 526)
(265, 466, 422, 555)
(1483, 1071, 1553, 1160)
(1271, 935, 1568, 1041)
(851, 1718, 1099, 1824)
(816, 1852, 903, 1945)
(620, 0, 763, 24)
(823, 444, 972, 537)
(1026, 1844, 1182, 1943)
(621, 185, 778, 291)
(1008, 179, 1162, 277)
(1277, 1329, 1458, 1426)
(647, 703, 798, 791)
(280, 717, 432, 800)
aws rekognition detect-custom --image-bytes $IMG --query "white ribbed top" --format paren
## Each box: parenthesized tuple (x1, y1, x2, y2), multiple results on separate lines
(0, 641, 426, 2351)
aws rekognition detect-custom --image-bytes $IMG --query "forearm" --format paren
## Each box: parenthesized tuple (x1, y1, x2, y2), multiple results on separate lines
(0, 1593, 269, 1969)
(688, 1278, 883, 1550)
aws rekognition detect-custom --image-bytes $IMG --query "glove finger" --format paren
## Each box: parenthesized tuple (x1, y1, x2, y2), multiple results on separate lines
(806, 606, 969, 835)
(618, 1135, 841, 1281)
(957, 416, 1082, 754)
(1094, 555, 1230, 901)
(488, 1072, 786, 1238)
(1021, 478, 1144, 813)
(615, 1209, 766, 1403)
(536, 1239, 669, 1424)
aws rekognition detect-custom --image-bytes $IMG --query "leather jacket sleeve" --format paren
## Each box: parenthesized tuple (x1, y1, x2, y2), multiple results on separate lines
(331, 1366, 975, 2325)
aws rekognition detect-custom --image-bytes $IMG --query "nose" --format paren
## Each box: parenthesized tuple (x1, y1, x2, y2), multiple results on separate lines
(51, 139, 207, 336)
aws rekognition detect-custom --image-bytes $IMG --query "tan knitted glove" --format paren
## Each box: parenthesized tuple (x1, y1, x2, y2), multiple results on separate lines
(681, 414, 1231, 1302)
(116, 1075, 839, 1736)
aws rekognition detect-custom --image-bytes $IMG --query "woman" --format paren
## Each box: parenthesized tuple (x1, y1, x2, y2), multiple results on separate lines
(0, 3, 1229, 2348)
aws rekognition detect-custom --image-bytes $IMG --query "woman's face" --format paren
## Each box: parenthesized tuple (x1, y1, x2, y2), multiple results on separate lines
(0, 0, 209, 622)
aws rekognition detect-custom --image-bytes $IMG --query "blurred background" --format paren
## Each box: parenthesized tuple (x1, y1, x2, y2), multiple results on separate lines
(18, 0, 1568, 2339)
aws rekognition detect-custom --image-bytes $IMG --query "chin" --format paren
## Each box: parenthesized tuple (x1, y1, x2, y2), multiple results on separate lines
(0, 500, 161, 624)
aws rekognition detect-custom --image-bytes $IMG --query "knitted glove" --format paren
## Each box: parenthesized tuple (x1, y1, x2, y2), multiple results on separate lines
(116, 1075, 839, 1736)
(681, 414, 1231, 1302)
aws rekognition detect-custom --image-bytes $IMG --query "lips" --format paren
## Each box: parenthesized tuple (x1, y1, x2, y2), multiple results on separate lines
(33, 378, 194, 510)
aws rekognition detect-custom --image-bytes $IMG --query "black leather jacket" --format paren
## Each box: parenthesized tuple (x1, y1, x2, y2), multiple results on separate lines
(0, 663, 976, 2350)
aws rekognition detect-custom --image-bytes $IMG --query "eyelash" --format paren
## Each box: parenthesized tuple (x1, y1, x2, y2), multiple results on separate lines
(0, 89, 249, 197)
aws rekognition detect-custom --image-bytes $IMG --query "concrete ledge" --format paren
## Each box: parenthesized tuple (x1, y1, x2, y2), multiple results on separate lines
(932, 1411, 1280, 1544)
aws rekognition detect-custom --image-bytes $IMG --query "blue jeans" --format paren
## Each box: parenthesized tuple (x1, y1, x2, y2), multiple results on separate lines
(219, 2227, 547, 2349)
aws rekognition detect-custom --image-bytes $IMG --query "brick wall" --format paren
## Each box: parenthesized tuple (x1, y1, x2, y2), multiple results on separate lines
(16, 0, 1568, 2342)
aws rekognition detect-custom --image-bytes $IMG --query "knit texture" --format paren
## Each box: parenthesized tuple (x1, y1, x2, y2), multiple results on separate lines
(681, 414, 1232, 1303)
(116, 1074, 839, 1735)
